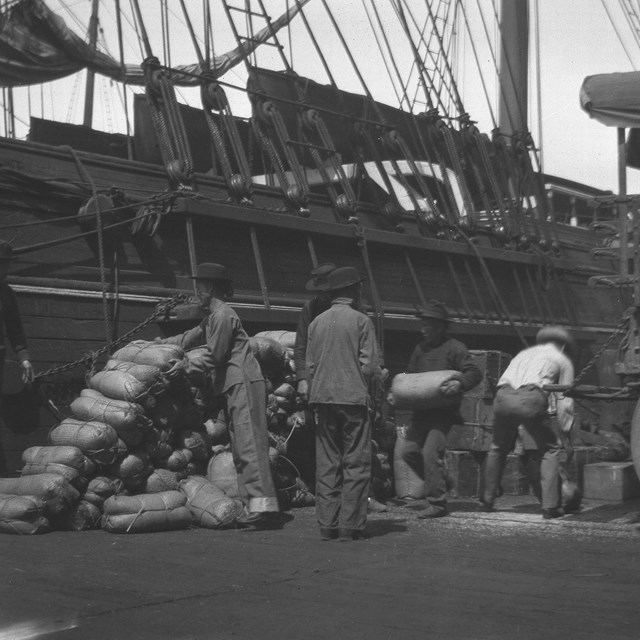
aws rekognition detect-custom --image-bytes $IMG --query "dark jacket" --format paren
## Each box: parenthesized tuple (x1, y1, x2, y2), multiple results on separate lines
(293, 296, 331, 381)
(407, 336, 481, 425)
(0, 283, 29, 362)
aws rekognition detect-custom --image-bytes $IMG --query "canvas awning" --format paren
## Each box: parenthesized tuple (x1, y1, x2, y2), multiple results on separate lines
(580, 71, 640, 128)
(0, 0, 309, 88)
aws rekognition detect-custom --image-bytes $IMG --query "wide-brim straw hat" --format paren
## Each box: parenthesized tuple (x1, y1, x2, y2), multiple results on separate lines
(188, 263, 231, 282)
(536, 326, 576, 357)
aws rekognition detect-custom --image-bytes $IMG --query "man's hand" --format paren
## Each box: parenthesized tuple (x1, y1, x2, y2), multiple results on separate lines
(386, 391, 396, 406)
(21, 360, 34, 386)
(297, 379, 309, 402)
(440, 379, 462, 397)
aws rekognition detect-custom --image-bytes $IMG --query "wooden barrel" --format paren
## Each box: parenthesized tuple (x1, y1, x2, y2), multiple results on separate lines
(390, 370, 462, 410)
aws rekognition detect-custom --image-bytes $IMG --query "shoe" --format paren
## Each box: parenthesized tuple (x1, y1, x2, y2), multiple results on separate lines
(367, 497, 389, 513)
(338, 528, 368, 541)
(478, 499, 494, 513)
(542, 508, 564, 520)
(236, 511, 264, 527)
(237, 511, 289, 530)
(417, 505, 448, 519)
(320, 527, 339, 541)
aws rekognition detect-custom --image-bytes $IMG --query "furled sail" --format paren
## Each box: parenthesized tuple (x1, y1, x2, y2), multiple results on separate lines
(580, 71, 640, 128)
(0, 0, 310, 88)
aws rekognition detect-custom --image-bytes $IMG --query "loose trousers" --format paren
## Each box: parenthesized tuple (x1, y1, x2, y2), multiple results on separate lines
(314, 404, 371, 532)
(225, 379, 279, 513)
(483, 385, 562, 510)
(396, 411, 453, 508)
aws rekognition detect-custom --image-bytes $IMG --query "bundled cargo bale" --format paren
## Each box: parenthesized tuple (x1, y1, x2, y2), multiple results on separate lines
(21, 446, 91, 487)
(249, 336, 286, 380)
(140, 468, 182, 493)
(204, 411, 229, 445)
(104, 359, 167, 389)
(112, 341, 185, 372)
(49, 418, 119, 465)
(158, 448, 192, 473)
(50, 500, 102, 531)
(253, 330, 296, 350)
(0, 494, 51, 535)
(0, 474, 80, 516)
(142, 427, 174, 461)
(102, 490, 192, 534)
(390, 371, 463, 410)
(107, 450, 154, 489)
(71, 391, 150, 446)
(207, 450, 239, 498)
(84, 476, 124, 508)
(175, 429, 210, 461)
(180, 476, 244, 529)
(88, 369, 156, 403)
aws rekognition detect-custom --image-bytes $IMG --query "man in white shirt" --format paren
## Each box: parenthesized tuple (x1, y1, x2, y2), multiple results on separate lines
(480, 326, 575, 519)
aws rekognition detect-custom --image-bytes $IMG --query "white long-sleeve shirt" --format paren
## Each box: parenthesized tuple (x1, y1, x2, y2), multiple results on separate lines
(498, 343, 574, 432)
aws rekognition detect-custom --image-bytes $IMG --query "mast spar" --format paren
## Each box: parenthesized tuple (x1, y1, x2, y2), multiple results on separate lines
(83, 0, 100, 128)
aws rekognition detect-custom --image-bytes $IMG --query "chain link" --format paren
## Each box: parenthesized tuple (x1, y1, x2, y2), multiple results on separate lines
(568, 313, 631, 390)
(34, 294, 190, 381)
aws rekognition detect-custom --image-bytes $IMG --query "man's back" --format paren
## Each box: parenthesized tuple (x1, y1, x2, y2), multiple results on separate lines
(306, 298, 378, 406)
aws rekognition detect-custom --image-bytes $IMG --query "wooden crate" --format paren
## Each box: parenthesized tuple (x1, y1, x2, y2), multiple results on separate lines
(583, 462, 640, 501)
(465, 350, 513, 400)
(446, 451, 529, 498)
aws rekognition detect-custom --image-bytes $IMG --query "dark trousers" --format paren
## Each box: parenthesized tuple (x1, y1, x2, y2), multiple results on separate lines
(314, 404, 371, 532)
(396, 411, 453, 507)
(483, 385, 562, 510)
(226, 379, 279, 513)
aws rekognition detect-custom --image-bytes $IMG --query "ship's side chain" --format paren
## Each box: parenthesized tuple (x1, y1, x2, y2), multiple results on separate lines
(33, 294, 190, 381)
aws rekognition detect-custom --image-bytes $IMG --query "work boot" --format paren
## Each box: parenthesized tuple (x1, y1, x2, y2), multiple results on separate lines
(338, 528, 368, 541)
(417, 504, 448, 519)
(542, 508, 564, 520)
(367, 497, 388, 513)
(477, 499, 494, 513)
(320, 527, 339, 541)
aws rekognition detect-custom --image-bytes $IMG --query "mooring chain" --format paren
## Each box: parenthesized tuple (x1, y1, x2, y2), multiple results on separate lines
(34, 294, 190, 381)
(567, 313, 631, 391)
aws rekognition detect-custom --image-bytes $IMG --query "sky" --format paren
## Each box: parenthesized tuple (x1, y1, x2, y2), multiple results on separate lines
(4, 0, 640, 195)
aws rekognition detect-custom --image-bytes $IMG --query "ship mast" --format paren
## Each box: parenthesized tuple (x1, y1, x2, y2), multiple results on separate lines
(498, 0, 528, 137)
(83, 0, 100, 128)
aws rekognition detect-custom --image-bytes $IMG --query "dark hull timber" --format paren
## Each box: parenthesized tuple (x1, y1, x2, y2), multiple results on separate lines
(0, 135, 624, 354)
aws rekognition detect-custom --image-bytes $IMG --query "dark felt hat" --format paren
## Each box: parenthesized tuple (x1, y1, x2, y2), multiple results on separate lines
(325, 266, 363, 291)
(305, 263, 337, 292)
(188, 263, 231, 282)
(415, 300, 449, 323)
(536, 326, 576, 357)
(0, 241, 13, 261)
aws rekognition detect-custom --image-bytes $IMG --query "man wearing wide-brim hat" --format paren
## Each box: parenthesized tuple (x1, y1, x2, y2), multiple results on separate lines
(395, 300, 481, 518)
(0, 242, 34, 392)
(158, 263, 280, 527)
(480, 326, 576, 519)
(293, 262, 336, 406)
(306, 266, 384, 541)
